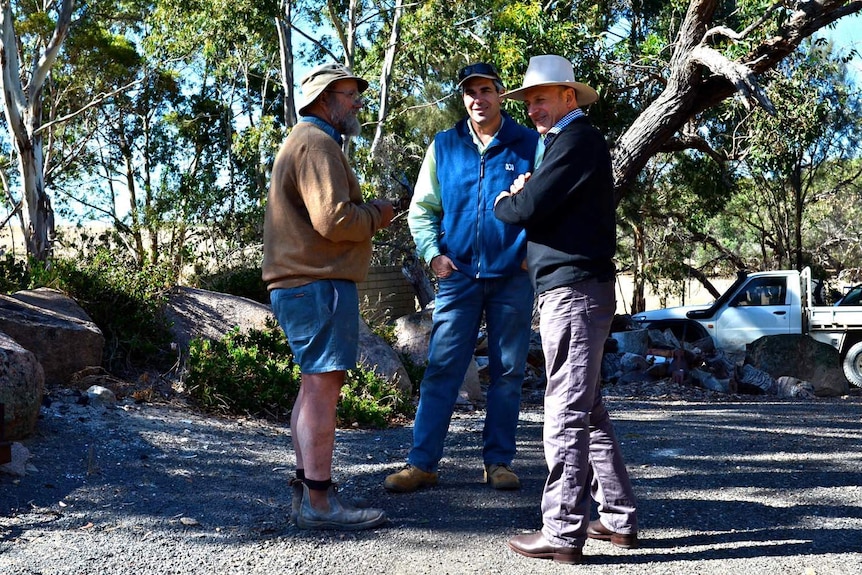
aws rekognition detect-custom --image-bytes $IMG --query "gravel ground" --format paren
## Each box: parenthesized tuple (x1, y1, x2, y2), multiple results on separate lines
(2, 385, 862, 575)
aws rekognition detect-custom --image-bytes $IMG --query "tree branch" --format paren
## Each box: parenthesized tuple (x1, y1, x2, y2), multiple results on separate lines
(689, 44, 776, 113)
(660, 130, 728, 164)
(0, 1, 26, 128)
(29, 0, 75, 99)
(35, 79, 143, 135)
(290, 22, 339, 63)
(702, 2, 782, 43)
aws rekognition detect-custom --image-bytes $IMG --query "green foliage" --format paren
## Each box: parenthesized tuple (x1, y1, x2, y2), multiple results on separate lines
(0, 253, 29, 294)
(339, 367, 414, 429)
(28, 249, 176, 372)
(196, 265, 268, 304)
(397, 352, 426, 395)
(185, 322, 300, 416)
(185, 320, 414, 427)
(727, 42, 862, 270)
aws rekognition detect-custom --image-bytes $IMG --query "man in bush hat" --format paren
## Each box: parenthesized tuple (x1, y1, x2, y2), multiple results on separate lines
(383, 62, 539, 493)
(262, 61, 394, 530)
(494, 54, 639, 563)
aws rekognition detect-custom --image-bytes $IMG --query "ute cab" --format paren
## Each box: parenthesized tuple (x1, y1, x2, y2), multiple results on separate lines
(631, 269, 805, 354)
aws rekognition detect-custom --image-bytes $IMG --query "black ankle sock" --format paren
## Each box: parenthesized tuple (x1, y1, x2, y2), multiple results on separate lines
(304, 477, 332, 491)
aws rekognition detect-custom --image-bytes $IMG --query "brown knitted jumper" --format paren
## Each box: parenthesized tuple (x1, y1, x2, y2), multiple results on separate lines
(262, 122, 383, 290)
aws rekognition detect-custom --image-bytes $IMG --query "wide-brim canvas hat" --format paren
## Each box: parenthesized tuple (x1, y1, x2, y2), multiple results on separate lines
(298, 63, 369, 116)
(503, 55, 598, 106)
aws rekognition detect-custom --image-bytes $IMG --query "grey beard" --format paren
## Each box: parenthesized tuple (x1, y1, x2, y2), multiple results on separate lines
(340, 115, 361, 137)
(329, 101, 362, 137)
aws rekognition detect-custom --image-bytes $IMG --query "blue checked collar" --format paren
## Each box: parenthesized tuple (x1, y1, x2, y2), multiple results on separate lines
(544, 108, 585, 142)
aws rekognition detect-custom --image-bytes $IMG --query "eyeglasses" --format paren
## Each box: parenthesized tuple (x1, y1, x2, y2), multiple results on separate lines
(457, 63, 500, 84)
(325, 90, 364, 103)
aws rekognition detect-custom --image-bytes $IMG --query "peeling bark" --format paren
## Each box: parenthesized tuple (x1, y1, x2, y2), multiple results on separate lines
(370, 0, 405, 160)
(0, 0, 75, 262)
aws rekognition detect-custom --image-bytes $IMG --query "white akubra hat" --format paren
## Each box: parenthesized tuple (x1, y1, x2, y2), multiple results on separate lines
(298, 62, 369, 116)
(503, 55, 598, 106)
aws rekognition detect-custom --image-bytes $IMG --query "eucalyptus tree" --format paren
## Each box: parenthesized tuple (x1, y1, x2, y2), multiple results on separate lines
(376, 1, 861, 202)
(0, 0, 75, 263)
(139, 0, 285, 269)
(728, 44, 862, 271)
(609, 0, 862, 205)
(279, 0, 411, 161)
(44, 2, 156, 260)
(807, 158, 862, 273)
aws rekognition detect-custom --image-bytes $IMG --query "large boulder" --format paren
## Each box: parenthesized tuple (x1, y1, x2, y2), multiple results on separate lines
(358, 320, 413, 395)
(165, 286, 275, 352)
(11, 287, 93, 322)
(393, 308, 435, 367)
(0, 331, 45, 440)
(610, 329, 649, 356)
(0, 292, 103, 385)
(746, 335, 849, 397)
(392, 308, 482, 402)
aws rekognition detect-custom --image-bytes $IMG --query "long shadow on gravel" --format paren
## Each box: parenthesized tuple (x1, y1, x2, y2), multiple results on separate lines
(2, 394, 861, 570)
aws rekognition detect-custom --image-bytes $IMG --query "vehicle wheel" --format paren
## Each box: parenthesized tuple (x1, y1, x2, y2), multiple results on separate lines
(842, 341, 862, 387)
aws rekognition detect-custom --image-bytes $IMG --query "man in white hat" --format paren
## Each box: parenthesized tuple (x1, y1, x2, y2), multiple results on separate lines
(494, 54, 639, 563)
(262, 62, 394, 530)
(383, 63, 539, 494)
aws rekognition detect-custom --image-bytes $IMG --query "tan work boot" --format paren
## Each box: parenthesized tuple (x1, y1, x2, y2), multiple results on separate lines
(484, 464, 520, 490)
(383, 465, 438, 493)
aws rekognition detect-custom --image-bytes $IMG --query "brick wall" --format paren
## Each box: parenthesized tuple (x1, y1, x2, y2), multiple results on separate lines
(358, 265, 420, 323)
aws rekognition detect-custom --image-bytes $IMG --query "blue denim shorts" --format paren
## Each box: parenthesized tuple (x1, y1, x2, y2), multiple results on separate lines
(269, 280, 359, 374)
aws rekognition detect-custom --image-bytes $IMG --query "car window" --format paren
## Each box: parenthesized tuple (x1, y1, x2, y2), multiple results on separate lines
(734, 276, 787, 307)
(837, 285, 862, 306)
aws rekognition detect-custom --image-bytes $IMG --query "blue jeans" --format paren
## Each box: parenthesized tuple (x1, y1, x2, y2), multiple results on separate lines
(408, 270, 533, 471)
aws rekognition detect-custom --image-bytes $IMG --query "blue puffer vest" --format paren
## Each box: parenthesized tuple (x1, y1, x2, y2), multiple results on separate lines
(435, 114, 539, 278)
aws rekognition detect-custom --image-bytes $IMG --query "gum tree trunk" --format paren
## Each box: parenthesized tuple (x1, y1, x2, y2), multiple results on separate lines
(0, 0, 75, 263)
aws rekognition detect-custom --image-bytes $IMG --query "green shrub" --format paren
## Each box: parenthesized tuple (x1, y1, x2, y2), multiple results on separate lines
(339, 367, 415, 428)
(185, 320, 413, 427)
(0, 253, 29, 293)
(27, 250, 176, 372)
(196, 265, 268, 304)
(398, 353, 426, 393)
(185, 321, 300, 415)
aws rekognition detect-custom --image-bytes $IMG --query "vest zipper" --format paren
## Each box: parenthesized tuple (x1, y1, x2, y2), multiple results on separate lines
(476, 154, 486, 278)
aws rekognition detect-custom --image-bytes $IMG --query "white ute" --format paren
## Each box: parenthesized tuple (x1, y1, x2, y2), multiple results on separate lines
(631, 267, 862, 387)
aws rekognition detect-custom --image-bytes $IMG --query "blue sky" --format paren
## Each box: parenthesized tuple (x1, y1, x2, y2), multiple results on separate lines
(821, 12, 861, 83)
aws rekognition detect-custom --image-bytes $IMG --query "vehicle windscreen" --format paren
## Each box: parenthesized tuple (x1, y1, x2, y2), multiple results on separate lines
(686, 271, 749, 320)
(837, 285, 862, 306)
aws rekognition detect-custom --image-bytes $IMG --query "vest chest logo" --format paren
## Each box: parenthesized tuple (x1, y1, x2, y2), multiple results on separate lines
(505, 163, 515, 171)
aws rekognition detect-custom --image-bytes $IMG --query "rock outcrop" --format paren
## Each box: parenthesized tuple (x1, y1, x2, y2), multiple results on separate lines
(392, 307, 482, 403)
(0, 331, 45, 439)
(165, 287, 412, 394)
(746, 334, 849, 397)
(0, 291, 103, 386)
(605, 325, 852, 399)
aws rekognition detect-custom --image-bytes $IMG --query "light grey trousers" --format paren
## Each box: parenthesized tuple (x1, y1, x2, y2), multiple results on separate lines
(538, 279, 638, 548)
